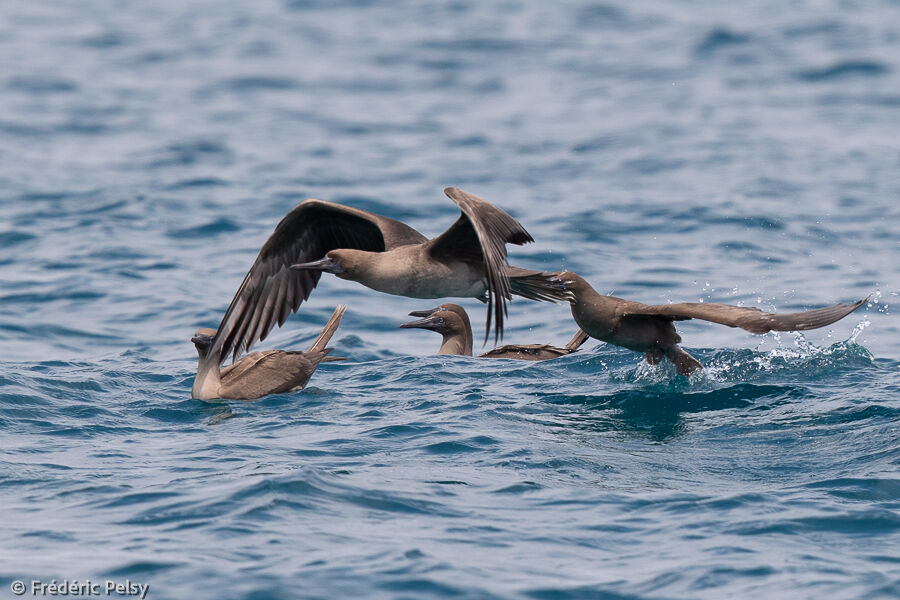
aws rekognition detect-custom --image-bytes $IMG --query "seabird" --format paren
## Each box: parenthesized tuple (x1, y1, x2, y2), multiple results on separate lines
(552, 271, 867, 375)
(206, 187, 563, 365)
(400, 303, 589, 360)
(273, 187, 567, 348)
(191, 305, 346, 400)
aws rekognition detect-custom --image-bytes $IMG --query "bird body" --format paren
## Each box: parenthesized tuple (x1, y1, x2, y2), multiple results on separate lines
(288, 187, 567, 344)
(326, 245, 488, 299)
(555, 271, 866, 375)
(568, 287, 682, 352)
(400, 303, 588, 361)
(191, 305, 346, 400)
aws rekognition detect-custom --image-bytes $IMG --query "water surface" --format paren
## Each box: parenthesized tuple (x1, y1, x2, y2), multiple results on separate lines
(1, 1, 899, 598)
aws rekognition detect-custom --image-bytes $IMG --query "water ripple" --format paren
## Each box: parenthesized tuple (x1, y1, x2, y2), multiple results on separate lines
(1, 1, 898, 598)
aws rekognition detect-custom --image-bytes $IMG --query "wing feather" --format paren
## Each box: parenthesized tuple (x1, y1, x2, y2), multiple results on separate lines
(211, 199, 424, 363)
(220, 351, 321, 399)
(428, 187, 534, 343)
(478, 343, 571, 360)
(244, 277, 274, 348)
(622, 298, 867, 334)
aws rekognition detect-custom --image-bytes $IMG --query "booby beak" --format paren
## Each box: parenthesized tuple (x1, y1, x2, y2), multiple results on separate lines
(399, 315, 446, 332)
(408, 307, 440, 318)
(290, 256, 343, 274)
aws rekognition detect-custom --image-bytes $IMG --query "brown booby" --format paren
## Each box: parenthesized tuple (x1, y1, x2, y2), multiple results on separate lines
(206, 187, 563, 364)
(400, 303, 589, 360)
(191, 305, 346, 400)
(551, 271, 867, 375)
(272, 187, 566, 347)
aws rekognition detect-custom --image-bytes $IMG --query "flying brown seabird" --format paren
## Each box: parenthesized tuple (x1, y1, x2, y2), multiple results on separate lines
(203, 187, 565, 369)
(201, 185, 564, 366)
(191, 305, 346, 400)
(400, 303, 589, 360)
(285, 187, 567, 346)
(551, 271, 867, 375)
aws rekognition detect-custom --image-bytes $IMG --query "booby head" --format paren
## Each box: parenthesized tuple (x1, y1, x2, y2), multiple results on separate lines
(191, 328, 217, 356)
(400, 312, 449, 333)
(407, 302, 461, 318)
(549, 271, 583, 302)
(400, 306, 469, 336)
(291, 249, 377, 281)
(290, 253, 344, 275)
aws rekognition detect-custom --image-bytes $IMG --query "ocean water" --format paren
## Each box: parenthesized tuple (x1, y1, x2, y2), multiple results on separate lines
(1, 0, 899, 598)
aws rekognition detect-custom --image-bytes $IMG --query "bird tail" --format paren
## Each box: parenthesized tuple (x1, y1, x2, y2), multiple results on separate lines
(565, 328, 590, 351)
(507, 266, 575, 303)
(665, 345, 703, 376)
(307, 305, 347, 355)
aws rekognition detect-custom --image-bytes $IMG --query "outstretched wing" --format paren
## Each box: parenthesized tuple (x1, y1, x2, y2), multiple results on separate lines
(621, 298, 867, 334)
(479, 343, 569, 360)
(427, 187, 533, 343)
(211, 199, 425, 364)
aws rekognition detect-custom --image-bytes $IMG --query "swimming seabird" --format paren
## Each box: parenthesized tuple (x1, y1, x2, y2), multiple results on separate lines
(552, 271, 867, 375)
(191, 305, 346, 400)
(400, 303, 589, 360)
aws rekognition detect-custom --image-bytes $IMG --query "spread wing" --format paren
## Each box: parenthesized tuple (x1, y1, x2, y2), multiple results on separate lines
(621, 298, 867, 335)
(479, 343, 571, 360)
(211, 199, 425, 364)
(427, 187, 534, 343)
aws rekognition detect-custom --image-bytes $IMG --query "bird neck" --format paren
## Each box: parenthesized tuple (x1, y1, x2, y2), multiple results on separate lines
(568, 278, 617, 336)
(192, 353, 222, 400)
(437, 332, 473, 356)
(343, 247, 419, 295)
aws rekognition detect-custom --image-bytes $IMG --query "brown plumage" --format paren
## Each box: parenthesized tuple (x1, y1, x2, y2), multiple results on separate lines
(206, 187, 566, 362)
(400, 303, 589, 361)
(552, 271, 867, 375)
(191, 305, 346, 400)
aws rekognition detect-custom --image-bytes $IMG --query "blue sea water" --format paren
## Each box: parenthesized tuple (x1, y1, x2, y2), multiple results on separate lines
(1, 1, 899, 598)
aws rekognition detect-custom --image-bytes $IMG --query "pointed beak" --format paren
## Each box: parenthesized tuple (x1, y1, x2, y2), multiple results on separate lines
(408, 307, 440, 318)
(399, 315, 445, 331)
(290, 256, 343, 274)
